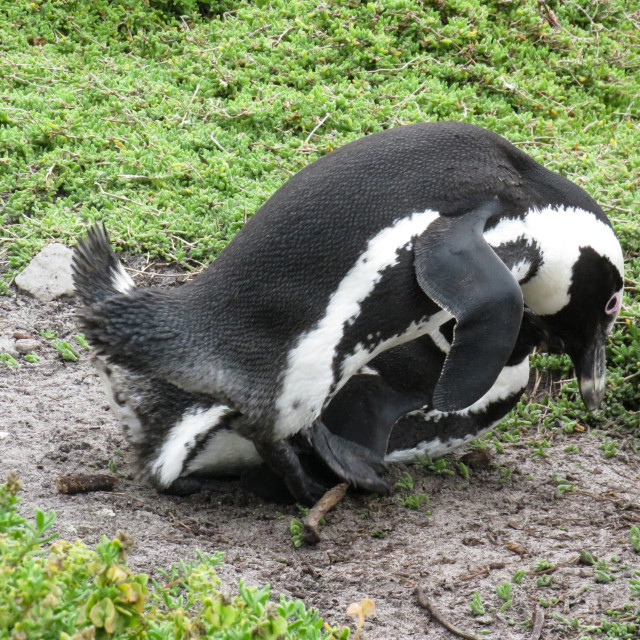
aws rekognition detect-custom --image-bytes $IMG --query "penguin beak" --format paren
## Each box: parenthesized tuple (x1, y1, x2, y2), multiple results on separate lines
(574, 333, 607, 412)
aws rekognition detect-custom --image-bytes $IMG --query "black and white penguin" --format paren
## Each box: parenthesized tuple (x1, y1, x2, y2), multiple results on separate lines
(73, 122, 624, 504)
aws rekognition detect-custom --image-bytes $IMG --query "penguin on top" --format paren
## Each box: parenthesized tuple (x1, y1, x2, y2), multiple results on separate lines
(73, 121, 624, 505)
(83, 300, 545, 501)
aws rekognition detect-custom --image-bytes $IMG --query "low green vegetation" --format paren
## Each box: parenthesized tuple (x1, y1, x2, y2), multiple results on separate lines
(0, 474, 350, 640)
(1, 0, 637, 424)
(2, 2, 639, 638)
(464, 546, 640, 638)
(470, 590, 485, 616)
(394, 471, 432, 511)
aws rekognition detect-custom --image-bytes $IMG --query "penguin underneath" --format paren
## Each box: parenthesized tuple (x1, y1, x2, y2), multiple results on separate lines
(73, 121, 624, 505)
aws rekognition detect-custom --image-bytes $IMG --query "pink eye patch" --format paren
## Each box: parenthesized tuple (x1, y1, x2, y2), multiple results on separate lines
(605, 292, 621, 316)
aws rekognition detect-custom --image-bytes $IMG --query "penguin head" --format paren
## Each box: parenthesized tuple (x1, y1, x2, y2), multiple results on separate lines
(531, 245, 623, 410)
(517, 206, 624, 411)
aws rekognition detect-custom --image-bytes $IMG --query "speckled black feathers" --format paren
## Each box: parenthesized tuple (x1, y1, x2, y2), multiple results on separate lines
(73, 227, 183, 369)
(72, 223, 128, 307)
(73, 123, 613, 422)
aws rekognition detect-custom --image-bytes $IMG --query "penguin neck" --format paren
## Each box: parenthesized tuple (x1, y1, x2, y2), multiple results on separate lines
(484, 205, 623, 316)
(487, 234, 543, 295)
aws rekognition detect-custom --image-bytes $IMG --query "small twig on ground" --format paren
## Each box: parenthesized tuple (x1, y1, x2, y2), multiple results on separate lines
(530, 606, 545, 640)
(302, 482, 348, 545)
(459, 562, 505, 581)
(94, 182, 161, 216)
(180, 82, 200, 126)
(56, 474, 117, 494)
(124, 265, 196, 280)
(538, 0, 562, 29)
(209, 131, 229, 154)
(415, 587, 483, 640)
(305, 112, 331, 143)
(530, 367, 542, 398)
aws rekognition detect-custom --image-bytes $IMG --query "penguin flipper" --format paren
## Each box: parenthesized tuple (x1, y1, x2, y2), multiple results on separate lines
(414, 199, 523, 412)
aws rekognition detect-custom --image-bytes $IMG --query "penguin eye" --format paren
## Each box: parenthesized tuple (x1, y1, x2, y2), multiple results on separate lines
(605, 292, 621, 316)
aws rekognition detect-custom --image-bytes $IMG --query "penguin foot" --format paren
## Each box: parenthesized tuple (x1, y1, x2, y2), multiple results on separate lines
(160, 475, 227, 497)
(308, 420, 390, 495)
(241, 465, 298, 504)
(254, 439, 327, 506)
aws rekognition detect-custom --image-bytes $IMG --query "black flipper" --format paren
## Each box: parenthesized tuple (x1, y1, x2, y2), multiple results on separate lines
(308, 421, 390, 495)
(414, 199, 523, 411)
(321, 373, 426, 458)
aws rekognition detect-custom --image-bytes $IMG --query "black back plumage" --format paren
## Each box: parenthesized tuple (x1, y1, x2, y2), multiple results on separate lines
(74, 122, 612, 429)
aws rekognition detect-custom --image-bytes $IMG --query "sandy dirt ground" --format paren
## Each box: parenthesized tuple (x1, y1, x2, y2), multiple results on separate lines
(2, 279, 640, 639)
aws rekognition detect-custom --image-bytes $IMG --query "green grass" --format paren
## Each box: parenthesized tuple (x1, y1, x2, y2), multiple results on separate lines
(1, 0, 638, 425)
(1, 3, 640, 637)
(1, 0, 638, 264)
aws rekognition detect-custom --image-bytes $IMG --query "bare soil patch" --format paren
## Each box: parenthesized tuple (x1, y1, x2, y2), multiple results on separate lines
(2, 288, 639, 639)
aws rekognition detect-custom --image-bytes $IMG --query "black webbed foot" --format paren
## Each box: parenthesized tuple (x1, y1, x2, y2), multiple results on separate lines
(307, 420, 390, 495)
(240, 465, 298, 504)
(253, 438, 327, 506)
(160, 475, 227, 497)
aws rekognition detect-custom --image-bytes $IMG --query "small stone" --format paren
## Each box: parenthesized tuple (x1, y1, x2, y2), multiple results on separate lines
(13, 332, 34, 340)
(15, 243, 75, 301)
(460, 448, 493, 469)
(0, 337, 18, 358)
(14, 339, 41, 354)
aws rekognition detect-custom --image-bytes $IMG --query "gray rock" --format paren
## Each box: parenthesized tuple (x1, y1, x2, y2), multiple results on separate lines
(15, 243, 75, 301)
(0, 337, 18, 358)
(14, 338, 41, 354)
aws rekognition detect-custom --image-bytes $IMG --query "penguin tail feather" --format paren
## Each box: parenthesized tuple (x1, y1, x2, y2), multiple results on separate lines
(72, 223, 136, 307)
(73, 224, 183, 373)
(76, 284, 182, 368)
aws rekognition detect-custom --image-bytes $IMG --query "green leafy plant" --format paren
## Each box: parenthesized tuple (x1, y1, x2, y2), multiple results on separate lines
(397, 493, 431, 511)
(75, 334, 91, 350)
(394, 472, 431, 512)
(536, 574, 555, 587)
(289, 518, 304, 548)
(496, 582, 511, 601)
(394, 472, 414, 492)
(417, 456, 456, 476)
(0, 474, 351, 639)
(470, 591, 485, 616)
(535, 558, 556, 572)
(512, 570, 526, 584)
(600, 437, 618, 459)
(594, 559, 617, 584)
(496, 582, 512, 612)
(51, 339, 80, 362)
(0, 353, 18, 367)
(370, 530, 390, 539)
